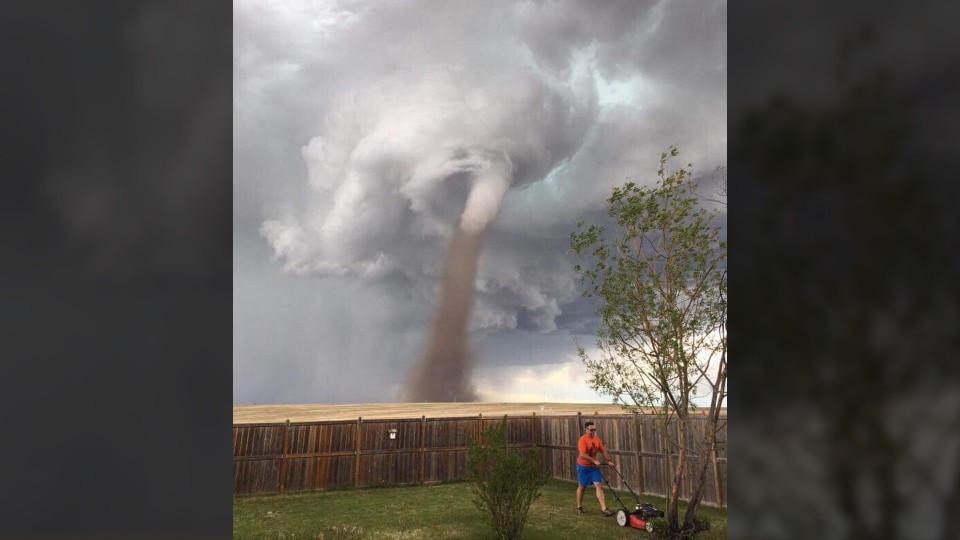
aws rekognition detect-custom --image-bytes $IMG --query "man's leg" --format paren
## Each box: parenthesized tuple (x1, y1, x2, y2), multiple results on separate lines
(576, 484, 585, 509)
(593, 482, 608, 511)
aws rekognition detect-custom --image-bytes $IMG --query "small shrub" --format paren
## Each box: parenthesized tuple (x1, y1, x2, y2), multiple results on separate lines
(647, 513, 711, 539)
(687, 514, 711, 533)
(467, 420, 548, 540)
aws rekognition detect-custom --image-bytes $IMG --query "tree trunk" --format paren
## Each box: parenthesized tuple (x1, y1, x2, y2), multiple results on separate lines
(667, 416, 688, 535)
(681, 405, 724, 529)
(682, 438, 714, 528)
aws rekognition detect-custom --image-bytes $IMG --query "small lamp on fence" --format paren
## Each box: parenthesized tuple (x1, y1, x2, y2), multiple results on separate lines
(388, 428, 397, 440)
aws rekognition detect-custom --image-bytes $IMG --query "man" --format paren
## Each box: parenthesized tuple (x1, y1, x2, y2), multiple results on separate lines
(576, 420, 615, 516)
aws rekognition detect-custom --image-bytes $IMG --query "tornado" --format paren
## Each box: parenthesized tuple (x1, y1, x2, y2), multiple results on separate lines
(406, 158, 511, 401)
(407, 228, 484, 401)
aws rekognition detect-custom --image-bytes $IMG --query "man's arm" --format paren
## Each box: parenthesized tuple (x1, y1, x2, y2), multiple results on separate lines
(578, 451, 601, 465)
(577, 452, 594, 463)
(577, 438, 602, 465)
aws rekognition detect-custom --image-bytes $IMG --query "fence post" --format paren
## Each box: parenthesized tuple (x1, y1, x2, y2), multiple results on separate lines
(278, 419, 290, 494)
(354, 417, 362, 488)
(532, 412, 540, 473)
(573, 411, 583, 478)
(576, 411, 582, 483)
(420, 415, 426, 483)
(313, 423, 323, 491)
(478, 413, 483, 444)
(532, 412, 538, 446)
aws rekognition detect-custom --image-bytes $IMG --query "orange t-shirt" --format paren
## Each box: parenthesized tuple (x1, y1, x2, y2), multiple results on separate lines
(577, 434, 606, 466)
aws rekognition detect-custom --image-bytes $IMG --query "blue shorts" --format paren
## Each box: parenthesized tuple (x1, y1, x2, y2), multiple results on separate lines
(576, 463, 602, 486)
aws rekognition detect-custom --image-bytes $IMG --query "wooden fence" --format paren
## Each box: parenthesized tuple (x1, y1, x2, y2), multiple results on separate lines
(233, 413, 726, 507)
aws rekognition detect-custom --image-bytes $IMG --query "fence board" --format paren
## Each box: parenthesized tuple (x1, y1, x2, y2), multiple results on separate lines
(425, 419, 479, 448)
(424, 450, 468, 483)
(233, 458, 280, 494)
(360, 451, 421, 486)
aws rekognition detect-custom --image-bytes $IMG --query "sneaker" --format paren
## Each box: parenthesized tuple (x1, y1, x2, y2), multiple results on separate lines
(576, 506, 584, 514)
(602, 508, 615, 517)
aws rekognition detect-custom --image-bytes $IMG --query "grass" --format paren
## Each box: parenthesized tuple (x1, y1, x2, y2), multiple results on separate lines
(233, 480, 726, 539)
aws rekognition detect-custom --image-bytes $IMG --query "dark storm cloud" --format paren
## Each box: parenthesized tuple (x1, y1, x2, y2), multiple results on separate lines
(3, 1, 232, 535)
(520, 0, 725, 86)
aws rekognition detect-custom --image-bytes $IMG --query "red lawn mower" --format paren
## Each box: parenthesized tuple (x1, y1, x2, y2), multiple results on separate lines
(598, 464, 665, 532)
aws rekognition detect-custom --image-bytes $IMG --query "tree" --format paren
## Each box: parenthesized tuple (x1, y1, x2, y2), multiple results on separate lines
(570, 148, 727, 539)
(467, 420, 548, 540)
(731, 37, 960, 538)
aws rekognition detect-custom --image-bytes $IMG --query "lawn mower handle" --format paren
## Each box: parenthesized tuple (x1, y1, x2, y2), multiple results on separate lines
(598, 462, 642, 500)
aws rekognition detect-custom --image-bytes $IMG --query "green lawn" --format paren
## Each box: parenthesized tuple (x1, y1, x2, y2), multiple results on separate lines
(233, 480, 726, 539)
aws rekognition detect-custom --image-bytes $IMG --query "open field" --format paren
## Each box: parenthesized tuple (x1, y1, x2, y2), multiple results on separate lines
(233, 402, 726, 424)
(234, 479, 727, 539)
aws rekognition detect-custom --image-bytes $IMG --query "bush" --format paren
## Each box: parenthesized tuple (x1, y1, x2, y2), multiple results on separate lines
(467, 420, 548, 540)
(647, 513, 711, 539)
(686, 514, 711, 534)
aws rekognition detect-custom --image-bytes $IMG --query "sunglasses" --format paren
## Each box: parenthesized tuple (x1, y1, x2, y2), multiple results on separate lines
(587, 428, 597, 432)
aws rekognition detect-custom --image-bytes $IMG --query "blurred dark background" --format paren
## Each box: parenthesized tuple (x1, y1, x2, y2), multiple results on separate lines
(728, 1, 960, 539)
(1, 1, 231, 537)
(1, 0, 958, 538)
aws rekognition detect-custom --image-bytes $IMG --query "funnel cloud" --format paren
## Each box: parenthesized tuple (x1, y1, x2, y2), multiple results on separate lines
(407, 157, 512, 401)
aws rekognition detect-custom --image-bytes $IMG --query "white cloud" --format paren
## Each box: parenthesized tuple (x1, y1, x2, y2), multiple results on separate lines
(475, 359, 607, 403)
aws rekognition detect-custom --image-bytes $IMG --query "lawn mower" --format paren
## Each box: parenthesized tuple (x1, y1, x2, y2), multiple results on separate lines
(597, 464, 665, 532)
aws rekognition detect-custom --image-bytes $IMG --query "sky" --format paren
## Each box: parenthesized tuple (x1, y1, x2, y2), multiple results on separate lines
(233, 0, 727, 405)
